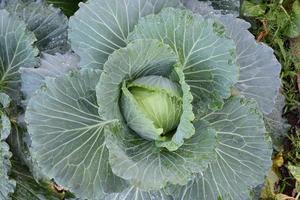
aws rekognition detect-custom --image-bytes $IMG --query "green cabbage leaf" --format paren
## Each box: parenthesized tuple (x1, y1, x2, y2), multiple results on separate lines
(0, 93, 15, 200)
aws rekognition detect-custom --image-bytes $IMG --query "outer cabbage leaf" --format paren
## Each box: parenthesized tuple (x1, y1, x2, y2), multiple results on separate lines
(4, 0, 69, 54)
(219, 15, 281, 114)
(105, 120, 216, 190)
(129, 8, 238, 110)
(25, 69, 127, 200)
(68, 0, 181, 69)
(0, 1, 5, 8)
(0, 93, 10, 108)
(0, 143, 14, 200)
(182, 0, 239, 16)
(169, 97, 272, 200)
(97, 39, 216, 189)
(182, 0, 217, 15)
(264, 92, 290, 150)
(0, 9, 38, 100)
(0, 122, 15, 200)
(21, 52, 80, 104)
(7, 122, 47, 182)
(104, 186, 172, 200)
(0, 93, 15, 199)
(182, 4, 281, 115)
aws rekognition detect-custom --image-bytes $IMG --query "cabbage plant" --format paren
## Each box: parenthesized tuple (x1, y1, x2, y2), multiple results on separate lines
(0, 0, 283, 199)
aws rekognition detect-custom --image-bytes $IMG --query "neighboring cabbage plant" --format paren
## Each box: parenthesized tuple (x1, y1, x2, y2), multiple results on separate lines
(0, 0, 283, 200)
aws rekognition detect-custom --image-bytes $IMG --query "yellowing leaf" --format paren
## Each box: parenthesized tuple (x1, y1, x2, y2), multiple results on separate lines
(274, 152, 285, 168)
(261, 152, 286, 199)
(275, 194, 295, 200)
(260, 168, 280, 199)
